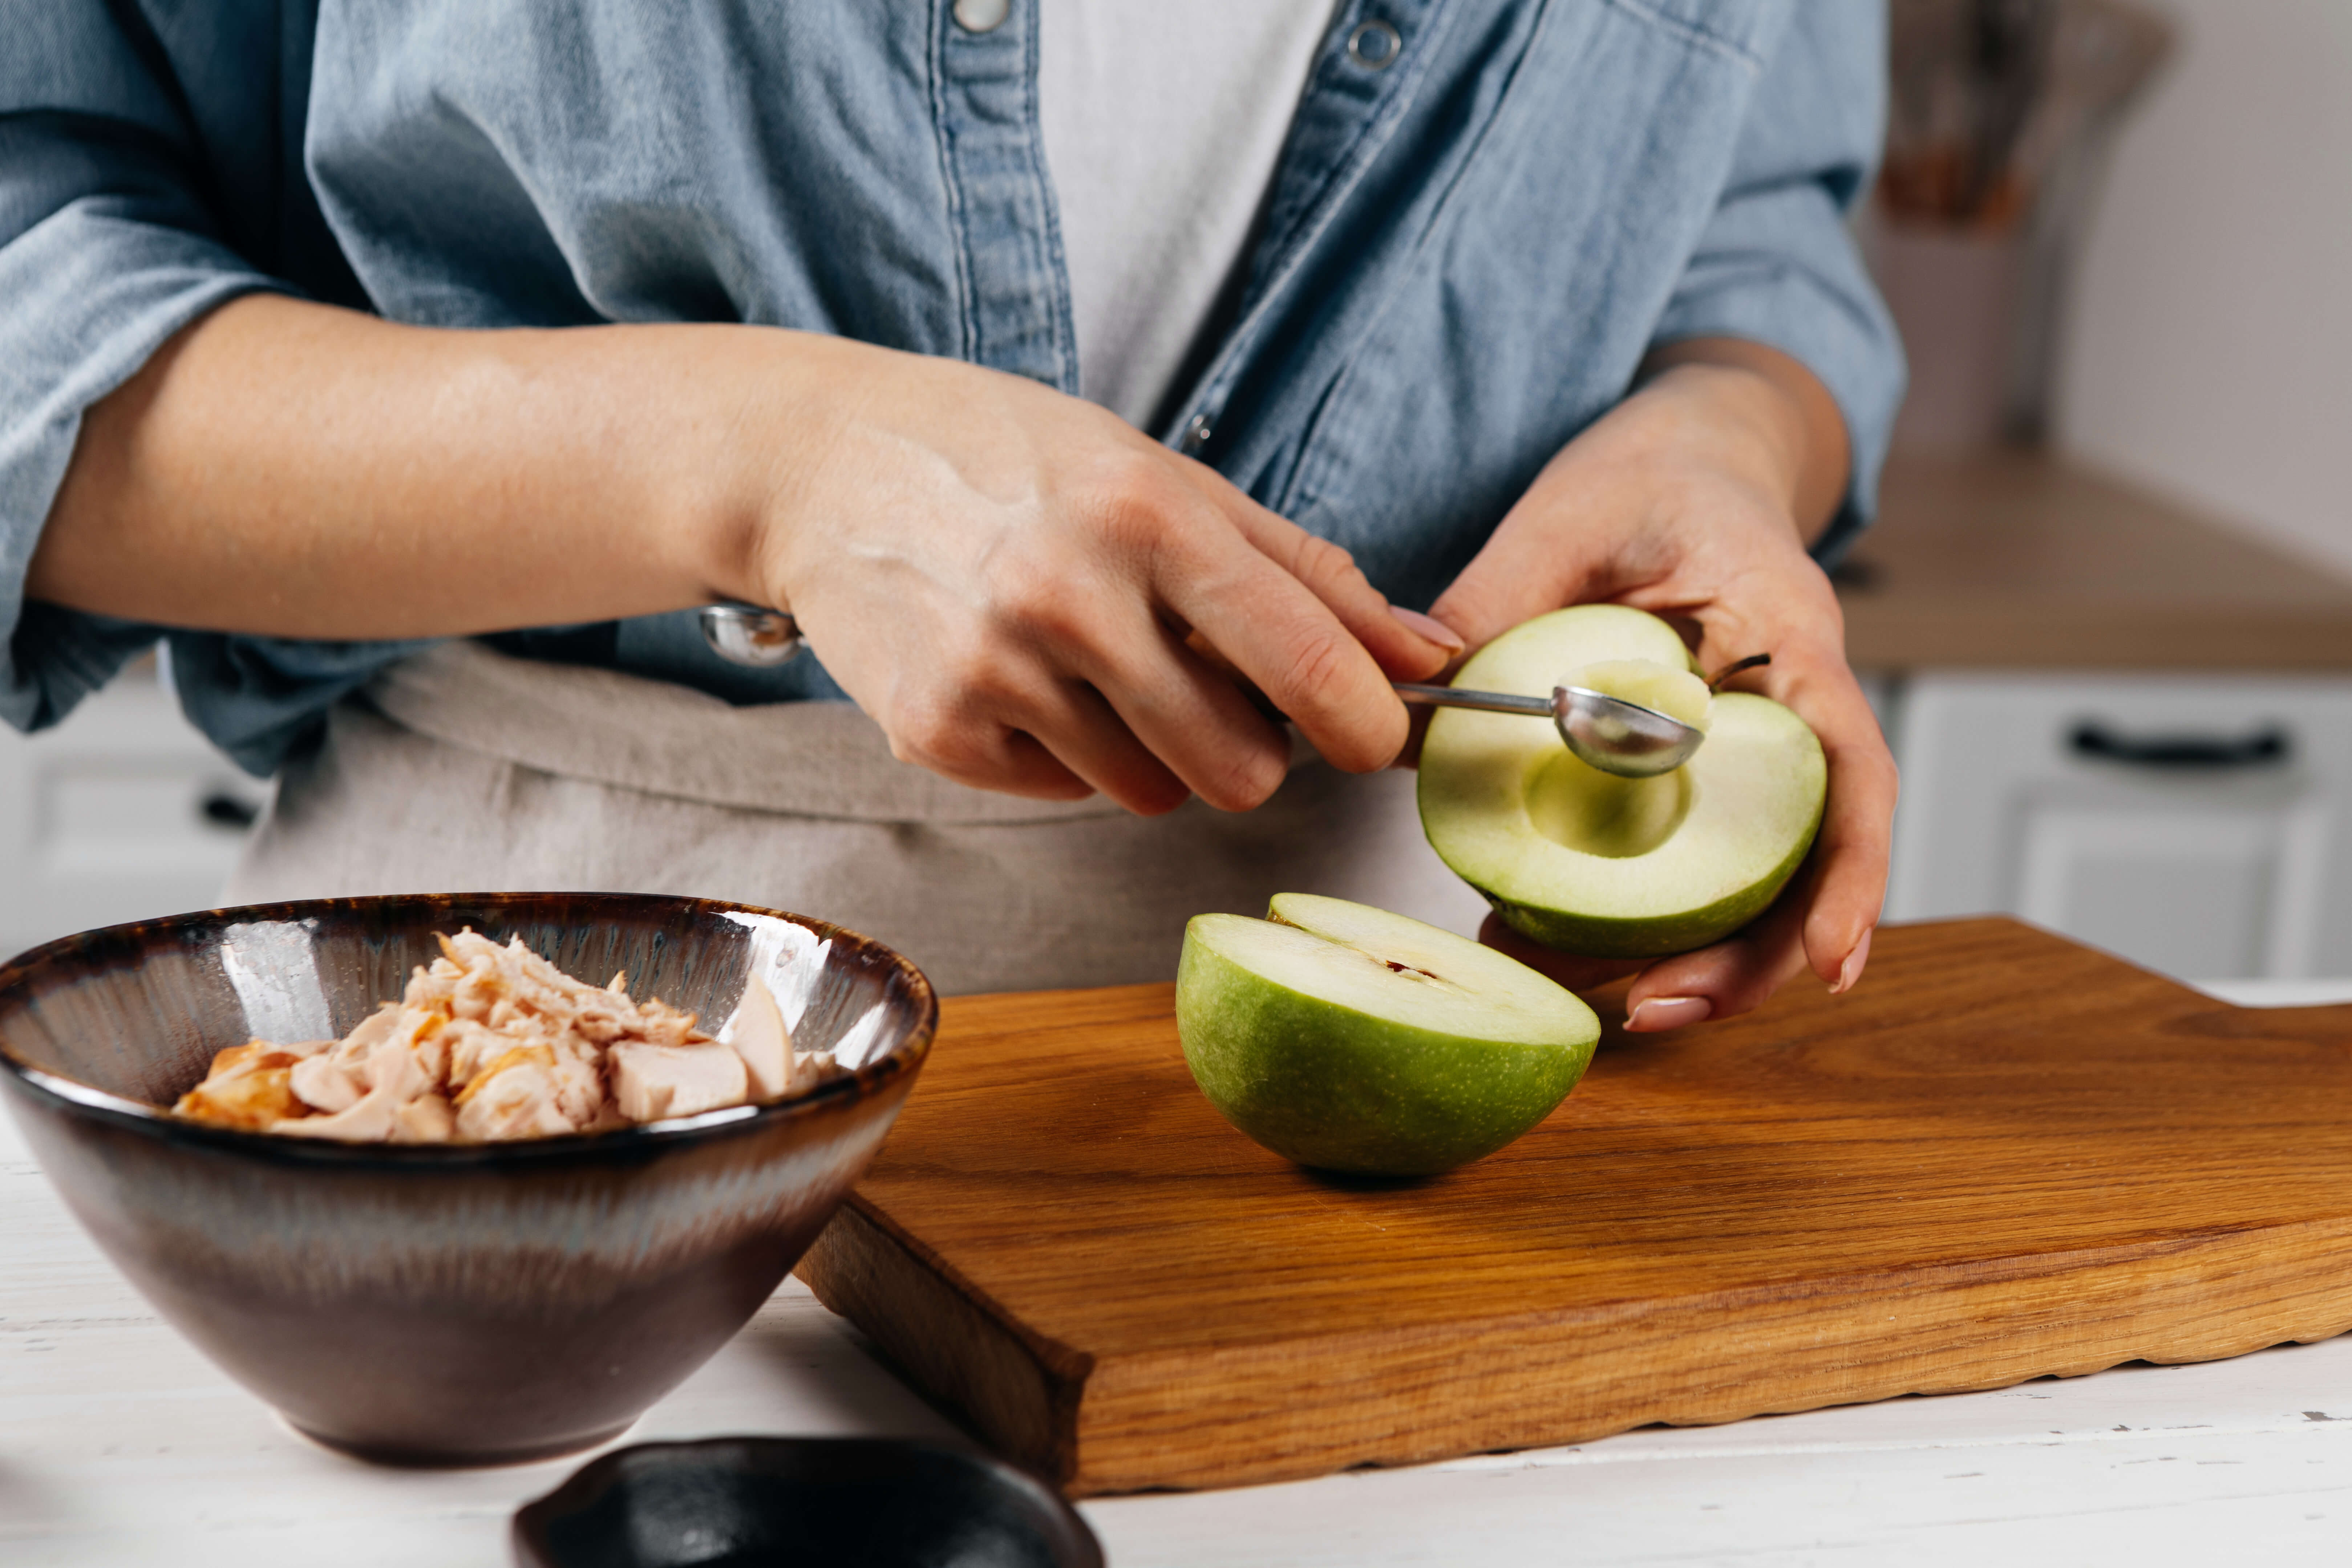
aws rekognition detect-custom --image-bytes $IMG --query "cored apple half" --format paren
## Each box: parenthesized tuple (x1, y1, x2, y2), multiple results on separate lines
(1417, 605, 1826, 960)
(1176, 894, 1599, 1176)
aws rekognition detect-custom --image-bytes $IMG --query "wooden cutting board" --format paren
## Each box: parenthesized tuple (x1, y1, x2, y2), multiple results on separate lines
(796, 918, 2352, 1495)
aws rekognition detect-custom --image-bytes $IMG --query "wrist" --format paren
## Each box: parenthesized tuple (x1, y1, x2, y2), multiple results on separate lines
(1635, 338, 1850, 539)
(1634, 364, 1808, 512)
(651, 327, 856, 615)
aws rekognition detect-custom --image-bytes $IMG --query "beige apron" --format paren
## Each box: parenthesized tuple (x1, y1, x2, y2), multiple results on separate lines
(226, 642, 1490, 996)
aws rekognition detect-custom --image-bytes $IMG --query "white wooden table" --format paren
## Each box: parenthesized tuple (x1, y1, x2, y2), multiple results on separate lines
(12, 998, 2352, 1568)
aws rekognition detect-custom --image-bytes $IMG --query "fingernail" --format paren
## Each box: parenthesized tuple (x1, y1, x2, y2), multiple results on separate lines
(1389, 606, 1466, 653)
(1626, 996, 1712, 1032)
(1832, 928, 1874, 994)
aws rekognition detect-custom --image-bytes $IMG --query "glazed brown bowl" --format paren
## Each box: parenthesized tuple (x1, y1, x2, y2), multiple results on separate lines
(0, 892, 936, 1466)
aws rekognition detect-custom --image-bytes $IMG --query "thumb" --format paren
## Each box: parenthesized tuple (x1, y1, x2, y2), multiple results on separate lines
(1428, 494, 1619, 653)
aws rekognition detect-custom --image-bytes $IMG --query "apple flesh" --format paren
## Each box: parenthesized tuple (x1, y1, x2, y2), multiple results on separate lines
(1418, 604, 1826, 959)
(1176, 893, 1600, 1175)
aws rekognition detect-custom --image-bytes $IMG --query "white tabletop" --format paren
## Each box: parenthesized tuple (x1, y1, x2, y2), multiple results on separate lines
(10, 1069, 2352, 1566)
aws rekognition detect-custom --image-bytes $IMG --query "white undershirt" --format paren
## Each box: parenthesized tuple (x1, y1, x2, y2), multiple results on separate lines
(1037, 2, 1337, 431)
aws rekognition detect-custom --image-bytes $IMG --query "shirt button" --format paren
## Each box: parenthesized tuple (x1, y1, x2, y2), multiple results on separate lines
(1347, 19, 1402, 70)
(954, 0, 1010, 33)
(1182, 413, 1215, 454)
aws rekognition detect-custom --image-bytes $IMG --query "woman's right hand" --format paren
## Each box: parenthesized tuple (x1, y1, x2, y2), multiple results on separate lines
(36, 299, 1454, 814)
(731, 340, 1457, 814)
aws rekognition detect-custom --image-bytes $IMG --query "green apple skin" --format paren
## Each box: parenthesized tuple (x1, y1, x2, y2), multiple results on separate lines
(1477, 819, 1817, 958)
(1418, 604, 1827, 961)
(1175, 921, 1597, 1177)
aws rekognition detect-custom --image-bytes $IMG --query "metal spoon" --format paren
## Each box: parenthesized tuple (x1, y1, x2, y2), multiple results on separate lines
(1396, 654, 1771, 779)
(699, 603, 805, 668)
(699, 600, 1766, 779)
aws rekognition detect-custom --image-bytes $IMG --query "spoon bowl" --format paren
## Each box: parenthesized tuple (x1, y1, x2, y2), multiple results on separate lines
(1549, 686, 1705, 777)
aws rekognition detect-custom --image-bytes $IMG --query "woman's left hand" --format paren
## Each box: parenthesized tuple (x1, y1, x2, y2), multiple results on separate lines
(1423, 340, 1897, 1030)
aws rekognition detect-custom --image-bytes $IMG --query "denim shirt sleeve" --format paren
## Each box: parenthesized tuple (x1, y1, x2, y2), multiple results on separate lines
(0, 2, 429, 769)
(1, 6, 274, 732)
(1647, 0, 1907, 566)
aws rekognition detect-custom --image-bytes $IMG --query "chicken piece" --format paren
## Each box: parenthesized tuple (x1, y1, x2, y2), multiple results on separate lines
(454, 1045, 582, 1142)
(610, 1041, 749, 1123)
(172, 1044, 311, 1130)
(288, 1053, 363, 1114)
(292, 1004, 446, 1114)
(289, 1004, 404, 1113)
(390, 1093, 457, 1144)
(632, 998, 705, 1049)
(546, 1044, 606, 1126)
(276, 1031, 450, 1142)
(721, 974, 843, 1098)
(361, 1030, 437, 1105)
(444, 1016, 530, 1094)
(197, 1040, 296, 1082)
(429, 931, 702, 1049)
(273, 1084, 398, 1141)
(791, 1048, 845, 1094)
(725, 975, 793, 1101)
(253, 1037, 333, 1062)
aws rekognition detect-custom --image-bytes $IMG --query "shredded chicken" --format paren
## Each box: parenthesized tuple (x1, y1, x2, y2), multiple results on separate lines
(171, 930, 838, 1142)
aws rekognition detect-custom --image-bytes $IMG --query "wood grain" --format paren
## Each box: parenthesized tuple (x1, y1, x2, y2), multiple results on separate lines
(797, 919, 2352, 1495)
(1843, 449, 2352, 670)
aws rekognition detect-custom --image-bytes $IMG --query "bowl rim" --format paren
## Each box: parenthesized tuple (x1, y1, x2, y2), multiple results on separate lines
(0, 892, 938, 1169)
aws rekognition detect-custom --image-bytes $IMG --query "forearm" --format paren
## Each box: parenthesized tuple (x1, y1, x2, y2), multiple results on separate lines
(30, 294, 801, 639)
(1636, 336, 1853, 543)
(33, 291, 1454, 813)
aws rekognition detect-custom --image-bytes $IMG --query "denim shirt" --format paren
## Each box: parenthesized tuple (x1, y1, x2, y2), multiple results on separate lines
(0, 0, 1900, 775)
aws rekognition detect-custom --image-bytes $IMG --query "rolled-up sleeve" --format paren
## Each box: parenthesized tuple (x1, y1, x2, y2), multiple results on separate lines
(1647, 0, 1906, 566)
(3, 3, 429, 773)
(0, 7, 284, 730)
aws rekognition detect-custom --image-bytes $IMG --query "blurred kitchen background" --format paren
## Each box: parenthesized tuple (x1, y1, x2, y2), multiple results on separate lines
(1849, 0, 2352, 1004)
(3, 0, 2348, 1001)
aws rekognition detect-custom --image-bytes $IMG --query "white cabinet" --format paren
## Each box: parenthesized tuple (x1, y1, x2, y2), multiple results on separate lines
(0, 668, 267, 962)
(1884, 673, 2352, 982)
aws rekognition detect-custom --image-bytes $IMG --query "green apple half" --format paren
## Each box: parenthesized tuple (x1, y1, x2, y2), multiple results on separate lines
(1176, 893, 1599, 1175)
(1417, 604, 1826, 959)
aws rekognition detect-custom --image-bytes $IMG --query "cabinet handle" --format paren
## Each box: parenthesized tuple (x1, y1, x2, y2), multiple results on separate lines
(2068, 721, 2291, 769)
(198, 791, 260, 831)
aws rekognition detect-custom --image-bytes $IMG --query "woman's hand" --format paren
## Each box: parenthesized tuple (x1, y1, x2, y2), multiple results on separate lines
(36, 298, 1456, 814)
(739, 340, 1457, 815)
(1425, 340, 1896, 1026)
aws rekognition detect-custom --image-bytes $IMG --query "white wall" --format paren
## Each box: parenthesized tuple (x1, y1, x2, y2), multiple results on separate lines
(2056, 0, 2352, 579)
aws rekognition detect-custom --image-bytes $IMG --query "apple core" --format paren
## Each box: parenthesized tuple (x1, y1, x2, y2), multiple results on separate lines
(1524, 751, 1692, 859)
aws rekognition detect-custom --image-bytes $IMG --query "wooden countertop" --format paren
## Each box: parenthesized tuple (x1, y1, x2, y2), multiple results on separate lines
(1839, 450, 2352, 670)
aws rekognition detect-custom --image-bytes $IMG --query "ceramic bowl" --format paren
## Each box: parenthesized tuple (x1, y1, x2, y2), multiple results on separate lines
(0, 893, 936, 1466)
(511, 1437, 1104, 1568)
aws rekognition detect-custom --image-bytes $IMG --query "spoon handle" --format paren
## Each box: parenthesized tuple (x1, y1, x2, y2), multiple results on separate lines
(1393, 682, 1555, 717)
